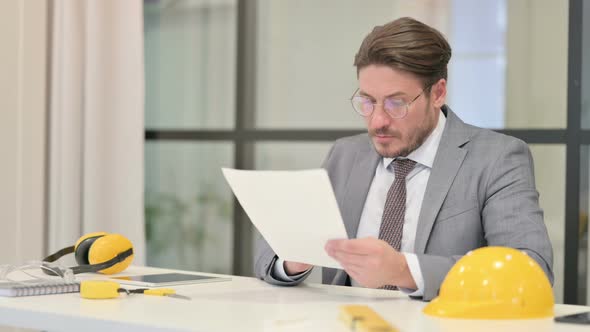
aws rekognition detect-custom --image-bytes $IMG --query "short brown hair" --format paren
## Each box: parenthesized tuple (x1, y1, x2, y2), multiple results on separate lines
(354, 17, 452, 90)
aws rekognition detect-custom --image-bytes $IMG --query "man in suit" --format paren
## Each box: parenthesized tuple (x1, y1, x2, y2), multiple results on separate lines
(254, 17, 553, 301)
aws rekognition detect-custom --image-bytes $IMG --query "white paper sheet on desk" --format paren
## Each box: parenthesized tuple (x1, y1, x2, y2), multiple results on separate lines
(222, 168, 348, 269)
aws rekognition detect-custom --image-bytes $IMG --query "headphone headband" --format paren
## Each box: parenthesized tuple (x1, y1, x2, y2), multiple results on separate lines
(69, 248, 134, 274)
(43, 246, 75, 263)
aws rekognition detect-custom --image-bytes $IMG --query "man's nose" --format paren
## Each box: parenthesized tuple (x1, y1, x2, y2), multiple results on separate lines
(368, 104, 391, 129)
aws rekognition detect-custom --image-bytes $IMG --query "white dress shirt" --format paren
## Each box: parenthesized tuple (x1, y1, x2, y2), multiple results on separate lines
(273, 110, 446, 297)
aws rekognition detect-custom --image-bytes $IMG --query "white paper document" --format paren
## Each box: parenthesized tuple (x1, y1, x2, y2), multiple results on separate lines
(222, 168, 348, 269)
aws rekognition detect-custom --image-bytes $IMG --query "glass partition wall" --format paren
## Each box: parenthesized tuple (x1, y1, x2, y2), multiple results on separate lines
(144, 0, 589, 304)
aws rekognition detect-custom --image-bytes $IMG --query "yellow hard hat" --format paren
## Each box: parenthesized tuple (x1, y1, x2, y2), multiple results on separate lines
(423, 246, 553, 319)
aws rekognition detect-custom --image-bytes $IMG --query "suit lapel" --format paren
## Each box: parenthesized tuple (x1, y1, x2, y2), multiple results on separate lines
(340, 139, 380, 239)
(414, 108, 471, 254)
(331, 139, 379, 285)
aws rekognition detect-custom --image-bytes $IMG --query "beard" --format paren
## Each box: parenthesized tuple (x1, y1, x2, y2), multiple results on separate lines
(369, 108, 437, 158)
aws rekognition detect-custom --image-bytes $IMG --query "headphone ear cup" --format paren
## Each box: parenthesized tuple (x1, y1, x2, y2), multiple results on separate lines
(88, 234, 134, 274)
(74, 233, 107, 265)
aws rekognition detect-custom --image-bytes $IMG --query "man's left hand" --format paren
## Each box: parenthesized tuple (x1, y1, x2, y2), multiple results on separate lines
(325, 237, 416, 289)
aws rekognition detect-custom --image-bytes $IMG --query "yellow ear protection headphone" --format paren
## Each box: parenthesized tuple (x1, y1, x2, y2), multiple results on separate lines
(43, 232, 134, 275)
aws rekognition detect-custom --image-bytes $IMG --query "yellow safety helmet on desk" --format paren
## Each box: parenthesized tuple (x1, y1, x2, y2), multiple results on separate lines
(423, 246, 553, 319)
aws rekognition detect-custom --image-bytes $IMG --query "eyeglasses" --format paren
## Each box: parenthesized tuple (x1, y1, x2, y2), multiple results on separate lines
(350, 86, 429, 119)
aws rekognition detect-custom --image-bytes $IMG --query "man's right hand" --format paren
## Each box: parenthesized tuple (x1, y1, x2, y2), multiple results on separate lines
(284, 261, 312, 276)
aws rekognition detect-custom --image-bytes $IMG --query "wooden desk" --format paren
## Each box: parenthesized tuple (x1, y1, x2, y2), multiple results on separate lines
(0, 266, 588, 331)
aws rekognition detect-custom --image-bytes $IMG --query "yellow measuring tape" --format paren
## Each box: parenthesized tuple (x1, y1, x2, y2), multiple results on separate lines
(80, 280, 190, 300)
(339, 305, 398, 332)
(80, 280, 120, 299)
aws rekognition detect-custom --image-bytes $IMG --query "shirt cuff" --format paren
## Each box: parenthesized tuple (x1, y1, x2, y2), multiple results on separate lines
(398, 253, 424, 297)
(272, 257, 311, 281)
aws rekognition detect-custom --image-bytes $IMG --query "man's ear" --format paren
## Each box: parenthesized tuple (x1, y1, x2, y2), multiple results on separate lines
(430, 79, 447, 109)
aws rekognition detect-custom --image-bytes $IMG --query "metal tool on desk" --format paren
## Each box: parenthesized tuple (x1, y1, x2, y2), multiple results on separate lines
(80, 280, 191, 300)
(123, 287, 191, 300)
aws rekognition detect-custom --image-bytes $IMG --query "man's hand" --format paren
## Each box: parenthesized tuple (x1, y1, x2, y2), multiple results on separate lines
(325, 237, 416, 289)
(284, 261, 312, 276)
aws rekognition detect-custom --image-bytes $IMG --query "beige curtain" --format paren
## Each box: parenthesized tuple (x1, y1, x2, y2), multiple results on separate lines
(0, 0, 48, 266)
(48, 0, 146, 264)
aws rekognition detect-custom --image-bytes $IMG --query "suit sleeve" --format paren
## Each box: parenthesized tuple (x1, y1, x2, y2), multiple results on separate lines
(253, 232, 312, 285)
(480, 139, 553, 282)
(416, 138, 553, 301)
(253, 142, 338, 285)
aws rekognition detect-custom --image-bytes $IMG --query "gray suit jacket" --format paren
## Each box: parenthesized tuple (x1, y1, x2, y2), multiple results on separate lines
(254, 106, 554, 301)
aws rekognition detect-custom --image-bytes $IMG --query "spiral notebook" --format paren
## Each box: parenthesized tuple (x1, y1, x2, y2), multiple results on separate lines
(0, 280, 80, 297)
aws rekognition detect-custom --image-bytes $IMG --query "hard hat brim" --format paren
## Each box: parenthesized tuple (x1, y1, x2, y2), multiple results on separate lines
(423, 297, 554, 319)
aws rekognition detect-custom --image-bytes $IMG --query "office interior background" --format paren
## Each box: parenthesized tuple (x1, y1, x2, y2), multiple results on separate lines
(1, 0, 589, 309)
